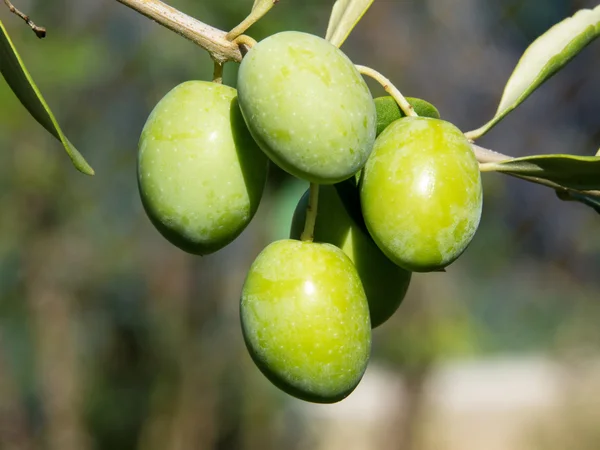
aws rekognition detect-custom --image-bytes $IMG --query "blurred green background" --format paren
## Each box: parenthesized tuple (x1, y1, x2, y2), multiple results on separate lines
(1, 1, 599, 449)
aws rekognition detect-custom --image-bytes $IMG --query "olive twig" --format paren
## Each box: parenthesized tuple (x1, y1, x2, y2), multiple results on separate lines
(115, 0, 248, 64)
(226, 0, 278, 41)
(355, 65, 417, 118)
(3, 0, 46, 38)
(300, 183, 320, 243)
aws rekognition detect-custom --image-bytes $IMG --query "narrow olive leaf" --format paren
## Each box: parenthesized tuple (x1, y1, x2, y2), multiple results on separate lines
(466, 5, 600, 141)
(480, 154, 600, 191)
(0, 19, 94, 175)
(557, 191, 600, 214)
(325, 0, 374, 48)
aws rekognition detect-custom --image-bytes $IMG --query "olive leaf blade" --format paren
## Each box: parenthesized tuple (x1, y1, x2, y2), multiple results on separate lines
(325, 0, 374, 48)
(467, 5, 600, 140)
(557, 191, 600, 215)
(480, 153, 600, 192)
(0, 19, 94, 175)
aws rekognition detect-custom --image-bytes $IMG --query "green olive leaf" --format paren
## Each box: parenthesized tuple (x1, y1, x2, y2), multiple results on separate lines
(480, 154, 600, 192)
(325, 0, 374, 48)
(0, 19, 94, 175)
(375, 96, 440, 136)
(467, 5, 600, 140)
(556, 191, 600, 215)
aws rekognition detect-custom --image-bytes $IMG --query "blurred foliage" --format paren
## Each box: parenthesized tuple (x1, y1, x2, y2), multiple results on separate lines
(0, 0, 599, 449)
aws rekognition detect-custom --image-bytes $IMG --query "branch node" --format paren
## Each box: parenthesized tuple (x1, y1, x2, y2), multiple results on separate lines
(3, 0, 46, 39)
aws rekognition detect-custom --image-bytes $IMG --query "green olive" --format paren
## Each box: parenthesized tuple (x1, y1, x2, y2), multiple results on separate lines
(138, 81, 268, 254)
(237, 31, 376, 184)
(241, 239, 371, 403)
(290, 186, 411, 328)
(360, 117, 482, 272)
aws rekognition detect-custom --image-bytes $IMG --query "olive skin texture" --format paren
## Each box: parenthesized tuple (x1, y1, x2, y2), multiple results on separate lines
(241, 239, 371, 403)
(290, 186, 411, 328)
(360, 117, 482, 272)
(237, 31, 376, 184)
(138, 81, 268, 255)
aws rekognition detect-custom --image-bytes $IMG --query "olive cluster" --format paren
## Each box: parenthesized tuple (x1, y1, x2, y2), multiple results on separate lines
(137, 31, 482, 403)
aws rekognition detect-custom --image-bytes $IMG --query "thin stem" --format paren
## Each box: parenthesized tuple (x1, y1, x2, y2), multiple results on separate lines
(226, 0, 277, 41)
(115, 0, 244, 64)
(233, 34, 257, 52)
(464, 124, 491, 141)
(355, 65, 417, 118)
(212, 61, 223, 84)
(300, 183, 320, 243)
(3, 0, 46, 38)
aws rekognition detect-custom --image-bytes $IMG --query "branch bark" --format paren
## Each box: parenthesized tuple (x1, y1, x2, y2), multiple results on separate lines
(115, 0, 243, 63)
(3, 0, 46, 38)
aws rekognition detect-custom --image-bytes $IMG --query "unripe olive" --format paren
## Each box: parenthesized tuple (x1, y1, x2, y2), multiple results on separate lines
(241, 239, 371, 403)
(375, 96, 441, 136)
(237, 31, 376, 184)
(360, 117, 482, 272)
(138, 81, 268, 254)
(290, 186, 411, 328)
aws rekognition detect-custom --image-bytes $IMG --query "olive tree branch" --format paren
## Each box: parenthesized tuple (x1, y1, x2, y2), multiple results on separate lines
(114, 0, 245, 64)
(300, 183, 320, 242)
(3, 0, 46, 38)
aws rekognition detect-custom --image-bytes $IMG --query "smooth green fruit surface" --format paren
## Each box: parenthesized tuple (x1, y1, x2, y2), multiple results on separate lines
(237, 31, 376, 184)
(138, 81, 268, 255)
(375, 96, 440, 136)
(241, 239, 371, 403)
(290, 186, 411, 328)
(360, 117, 482, 272)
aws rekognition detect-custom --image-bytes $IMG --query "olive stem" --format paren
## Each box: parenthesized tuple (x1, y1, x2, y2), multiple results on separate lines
(3, 0, 46, 38)
(212, 61, 224, 84)
(233, 34, 257, 51)
(114, 0, 248, 64)
(355, 65, 417, 118)
(300, 183, 320, 243)
(464, 124, 490, 141)
(226, 0, 278, 41)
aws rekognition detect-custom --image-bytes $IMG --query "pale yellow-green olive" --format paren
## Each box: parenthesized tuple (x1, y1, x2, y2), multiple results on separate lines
(138, 81, 268, 254)
(237, 31, 376, 184)
(360, 117, 482, 272)
(241, 239, 371, 403)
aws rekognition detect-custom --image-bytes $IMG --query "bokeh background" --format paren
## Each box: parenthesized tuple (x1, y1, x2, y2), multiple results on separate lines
(1, 0, 599, 449)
